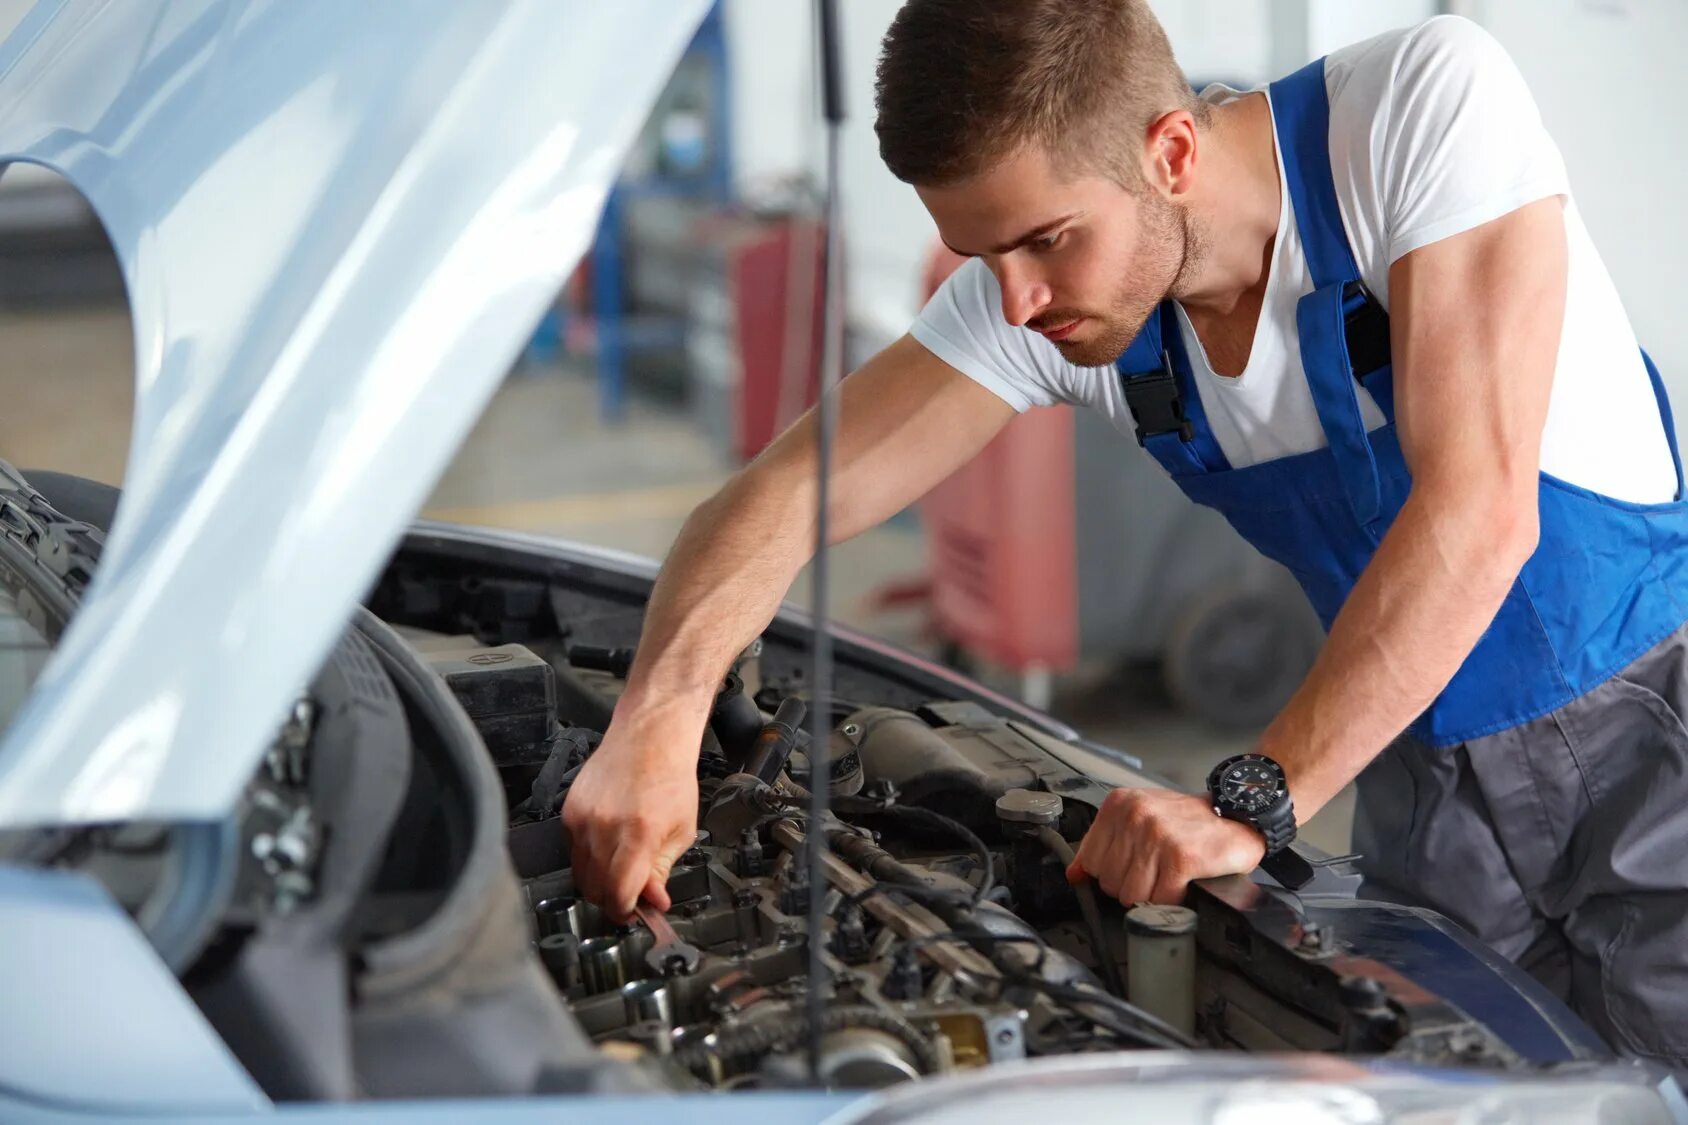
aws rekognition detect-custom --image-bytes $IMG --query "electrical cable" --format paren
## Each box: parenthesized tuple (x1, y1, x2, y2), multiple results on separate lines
(1030, 825, 1126, 999)
(1033, 979, 1201, 1050)
(829, 797, 996, 906)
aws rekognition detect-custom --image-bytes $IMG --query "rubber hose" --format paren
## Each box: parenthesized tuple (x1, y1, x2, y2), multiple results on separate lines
(744, 696, 808, 784)
(1033, 826, 1127, 1000)
(710, 672, 766, 768)
(671, 1005, 940, 1076)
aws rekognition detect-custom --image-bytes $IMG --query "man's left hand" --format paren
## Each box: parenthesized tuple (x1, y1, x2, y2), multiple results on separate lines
(1067, 787, 1267, 905)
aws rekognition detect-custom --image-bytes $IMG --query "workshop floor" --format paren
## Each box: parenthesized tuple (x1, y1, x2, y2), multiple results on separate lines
(0, 303, 1352, 854)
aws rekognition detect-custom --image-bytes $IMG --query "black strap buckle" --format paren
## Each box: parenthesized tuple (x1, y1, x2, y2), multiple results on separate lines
(1343, 281, 1391, 381)
(1124, 354, 1194, 446)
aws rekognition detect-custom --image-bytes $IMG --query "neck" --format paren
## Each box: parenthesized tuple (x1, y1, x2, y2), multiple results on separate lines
(1169, 92, 1281, 316)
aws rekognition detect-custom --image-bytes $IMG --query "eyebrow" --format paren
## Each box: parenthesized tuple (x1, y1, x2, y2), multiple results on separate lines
(940, 212, 1081, 258)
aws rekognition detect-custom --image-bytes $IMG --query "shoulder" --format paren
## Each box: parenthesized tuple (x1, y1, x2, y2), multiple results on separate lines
(913, 257, 1099, 411)
(1325, 16, 1520, 117)
(1313, 15, 1566, 284)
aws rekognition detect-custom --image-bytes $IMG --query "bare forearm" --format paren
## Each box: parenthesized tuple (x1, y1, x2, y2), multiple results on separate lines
(1260, 486, 1538, 818)
(607, 341, 1013, 748)
(615, 467, 817, 740)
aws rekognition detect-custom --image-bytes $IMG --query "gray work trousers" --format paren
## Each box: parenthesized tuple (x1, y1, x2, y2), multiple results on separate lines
(1353, 623, 1688, 1070)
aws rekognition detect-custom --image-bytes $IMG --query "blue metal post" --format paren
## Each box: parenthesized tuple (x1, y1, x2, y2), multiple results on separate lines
(593, 185, 627, 424)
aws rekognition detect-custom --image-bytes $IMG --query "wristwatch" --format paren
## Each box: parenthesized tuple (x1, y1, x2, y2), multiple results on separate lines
(1205, 752, 1315, 891)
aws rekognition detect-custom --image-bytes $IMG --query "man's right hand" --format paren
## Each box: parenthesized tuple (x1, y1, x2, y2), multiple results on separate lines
(561, 715, 700, 922)
(559, 335, 1014, 921)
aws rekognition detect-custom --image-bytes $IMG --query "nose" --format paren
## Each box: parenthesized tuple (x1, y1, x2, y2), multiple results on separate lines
(995, 255, 1050, 328)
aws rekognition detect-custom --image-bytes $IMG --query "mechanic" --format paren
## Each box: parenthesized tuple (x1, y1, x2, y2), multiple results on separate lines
(565, 1, 1688, 1066)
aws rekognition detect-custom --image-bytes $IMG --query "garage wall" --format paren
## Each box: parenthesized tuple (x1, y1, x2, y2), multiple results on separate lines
(1456, 0, 1688, 406)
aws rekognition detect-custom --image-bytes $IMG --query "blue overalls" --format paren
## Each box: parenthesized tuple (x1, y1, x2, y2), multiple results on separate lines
(1115, 58, 1688, 1066)
(1116, 58, 1688, 748)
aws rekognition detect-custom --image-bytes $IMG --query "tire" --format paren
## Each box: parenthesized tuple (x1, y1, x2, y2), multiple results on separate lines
(1162, 583, 1322, 731)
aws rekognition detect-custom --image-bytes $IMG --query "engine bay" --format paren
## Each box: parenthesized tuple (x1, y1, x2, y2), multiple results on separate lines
(394, 578, 1555, 1091)
(0, 493, 1609, 1101)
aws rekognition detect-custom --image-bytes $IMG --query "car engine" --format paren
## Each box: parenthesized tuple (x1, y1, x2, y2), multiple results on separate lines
(398, 612, 1545, 1091)
(486, 641, 1195, 1088)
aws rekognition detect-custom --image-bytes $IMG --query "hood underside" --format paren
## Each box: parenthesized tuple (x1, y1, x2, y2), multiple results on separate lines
(0, 0, 707, 826)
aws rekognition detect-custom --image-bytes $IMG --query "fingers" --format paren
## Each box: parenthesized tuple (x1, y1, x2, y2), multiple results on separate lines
(640, 869, 673, 914)
(561, 810, 596, 902)
(600, 823, 692, 921)
(1070, 813, 1118, 892)
(563, 800, 642, 918)
(1078, 789, 1138, 901)
(1072, 788, 1200, 908)
(565, 803, 691, 920)
(570, 839, 597, 903)
(602, 831, 653, 922)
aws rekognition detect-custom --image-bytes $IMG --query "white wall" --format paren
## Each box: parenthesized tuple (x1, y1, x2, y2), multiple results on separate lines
(1306, 0, 1436, 58)
(1459, 0, 1688, 396)
(1150, 1, 1274, 86)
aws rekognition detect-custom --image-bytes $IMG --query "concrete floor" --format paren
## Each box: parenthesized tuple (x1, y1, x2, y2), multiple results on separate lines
(0, 303, 1352, 854)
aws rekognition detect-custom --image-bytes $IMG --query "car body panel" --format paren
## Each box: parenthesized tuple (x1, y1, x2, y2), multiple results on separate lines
(0, 862, 266, 1114)
(0, 0, 707, 827)
(835, 1054, 1688, 1125)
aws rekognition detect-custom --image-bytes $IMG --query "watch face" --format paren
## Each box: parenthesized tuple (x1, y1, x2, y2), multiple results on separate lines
(1217, 756, 1285, 815)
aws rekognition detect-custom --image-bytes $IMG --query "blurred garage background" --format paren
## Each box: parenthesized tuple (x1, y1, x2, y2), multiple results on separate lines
(2, 0, 1684, 856)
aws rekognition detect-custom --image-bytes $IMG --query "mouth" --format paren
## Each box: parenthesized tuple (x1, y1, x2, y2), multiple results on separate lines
(1036, 317, 1083, 342)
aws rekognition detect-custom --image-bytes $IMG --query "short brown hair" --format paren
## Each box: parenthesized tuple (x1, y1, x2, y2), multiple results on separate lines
(874, 0, 1206, 188)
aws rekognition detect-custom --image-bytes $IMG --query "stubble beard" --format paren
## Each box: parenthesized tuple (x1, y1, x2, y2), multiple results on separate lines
(1051, 196, 1206, 368)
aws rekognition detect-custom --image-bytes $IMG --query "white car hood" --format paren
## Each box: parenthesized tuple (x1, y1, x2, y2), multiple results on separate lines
(0, 0, 707, 826)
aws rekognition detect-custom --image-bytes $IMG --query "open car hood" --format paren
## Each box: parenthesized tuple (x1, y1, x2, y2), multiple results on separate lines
(0, 0, 707, 826)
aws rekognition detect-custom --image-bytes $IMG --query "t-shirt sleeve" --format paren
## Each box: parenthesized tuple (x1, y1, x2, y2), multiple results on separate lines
(909, 256, 1073, 411)
(1379, 15, 1570, 264)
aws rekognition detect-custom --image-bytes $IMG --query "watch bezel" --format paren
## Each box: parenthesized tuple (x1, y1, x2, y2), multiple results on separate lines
(1207, 752, 1289, 818)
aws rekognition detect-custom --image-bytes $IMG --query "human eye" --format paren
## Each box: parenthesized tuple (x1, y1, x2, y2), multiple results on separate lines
(1031, 230, 1065, 253)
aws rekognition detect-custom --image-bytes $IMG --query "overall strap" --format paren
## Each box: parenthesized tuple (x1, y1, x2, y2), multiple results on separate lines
(1270, 59, 1361, 288)
(1116, 303, 1231, 477)
(1270, 57, 1391, 527)
(1642, 349, 1687, 500)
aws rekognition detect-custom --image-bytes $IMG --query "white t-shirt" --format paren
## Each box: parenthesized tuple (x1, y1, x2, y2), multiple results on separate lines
(911, 15, 1679, 504)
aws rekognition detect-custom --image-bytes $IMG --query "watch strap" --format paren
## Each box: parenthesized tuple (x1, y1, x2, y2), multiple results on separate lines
(1261, 846, 1316, 891)
(1256, 804, 1298, 856)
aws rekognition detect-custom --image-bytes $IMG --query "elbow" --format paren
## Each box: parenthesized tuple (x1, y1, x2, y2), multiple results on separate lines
(1485, 466, 1542, 570)
(1494, 495, 1540, 574)
(1417, 473, 1540, 580)
(1477, 484, 1542, 579)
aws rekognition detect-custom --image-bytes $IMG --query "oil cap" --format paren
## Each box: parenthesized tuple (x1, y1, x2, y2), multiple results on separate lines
(995, 788, 1064, 825)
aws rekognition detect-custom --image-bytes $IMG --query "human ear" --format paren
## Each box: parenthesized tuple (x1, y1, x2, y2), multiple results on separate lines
(1142, 109, 1198, 197)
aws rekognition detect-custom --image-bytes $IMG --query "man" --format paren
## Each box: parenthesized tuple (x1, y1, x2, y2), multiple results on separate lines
(565, 1, 1688, 1065)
